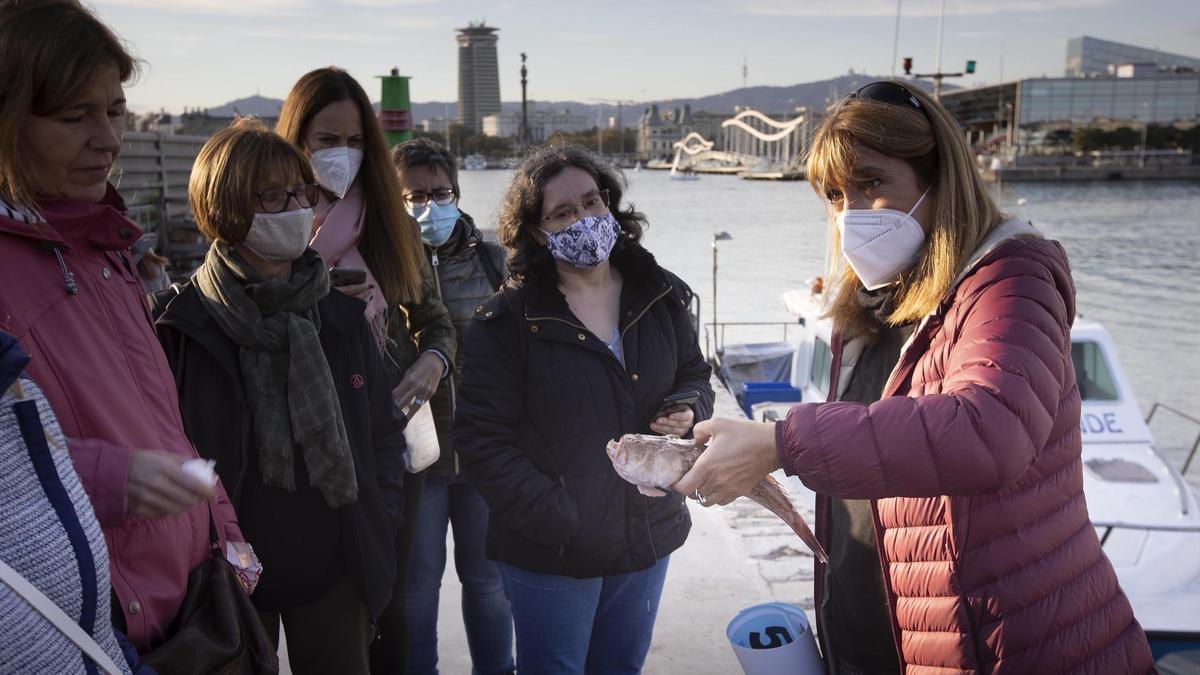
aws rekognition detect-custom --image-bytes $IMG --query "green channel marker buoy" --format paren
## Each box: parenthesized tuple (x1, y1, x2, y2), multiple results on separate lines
(379, 67, 413, 148)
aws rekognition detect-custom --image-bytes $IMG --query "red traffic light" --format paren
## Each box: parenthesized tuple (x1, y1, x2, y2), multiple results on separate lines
(903, 57, 913, 75)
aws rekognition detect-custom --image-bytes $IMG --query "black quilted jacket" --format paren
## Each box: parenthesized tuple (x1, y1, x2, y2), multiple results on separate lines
(454, 244, 713, 578)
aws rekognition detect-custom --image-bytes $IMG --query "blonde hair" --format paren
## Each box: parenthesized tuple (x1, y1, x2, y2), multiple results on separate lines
(188, 120, 313, 243)
(806, 82, 1002, 339)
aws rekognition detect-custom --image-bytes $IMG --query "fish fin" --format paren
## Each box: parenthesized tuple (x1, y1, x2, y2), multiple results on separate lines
(749, 478, 829, 564)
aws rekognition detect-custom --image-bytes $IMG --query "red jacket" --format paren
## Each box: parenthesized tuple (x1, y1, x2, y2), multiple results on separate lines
(0, 187, 242, 652)
(776, 221, 1153, 674)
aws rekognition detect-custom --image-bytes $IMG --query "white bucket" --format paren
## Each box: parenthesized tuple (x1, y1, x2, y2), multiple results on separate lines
(726, 602, 824, 675)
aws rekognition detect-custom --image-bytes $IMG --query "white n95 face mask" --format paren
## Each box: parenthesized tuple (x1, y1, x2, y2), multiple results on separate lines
(242, 208, 314, 262)
(836, 188, 931, 290)
(310, 147, 364, 199)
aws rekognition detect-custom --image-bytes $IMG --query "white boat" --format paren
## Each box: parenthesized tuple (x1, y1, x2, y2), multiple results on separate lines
(668, 145, 700, 181)
(709, 283, 1200, 665)
(669, 166, 700, 182)
(461, 154, 487, 171)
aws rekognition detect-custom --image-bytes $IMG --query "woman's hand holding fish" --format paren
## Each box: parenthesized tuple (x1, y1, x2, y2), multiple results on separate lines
(674, 417, 780, 506)
(650, 407, 695, 437)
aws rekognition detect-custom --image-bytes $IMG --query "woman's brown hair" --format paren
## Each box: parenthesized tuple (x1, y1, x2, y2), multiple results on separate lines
(276, 67, 423, 304)
(0, 0, 138, 207)
(806, 81, 1002, 338)
(498, 144, 646, 284)
(188, 120, 314, 244)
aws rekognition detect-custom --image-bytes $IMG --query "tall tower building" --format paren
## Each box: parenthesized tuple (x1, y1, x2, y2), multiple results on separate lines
(456, 23, 501, 135)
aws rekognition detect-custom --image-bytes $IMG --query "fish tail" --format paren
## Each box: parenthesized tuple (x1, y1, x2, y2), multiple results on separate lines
(749, 476, 829, 564)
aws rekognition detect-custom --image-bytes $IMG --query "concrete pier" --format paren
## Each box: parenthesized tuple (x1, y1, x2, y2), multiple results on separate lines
(282, 377, 819, 674)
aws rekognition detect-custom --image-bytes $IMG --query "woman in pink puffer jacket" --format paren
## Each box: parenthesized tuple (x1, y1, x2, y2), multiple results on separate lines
(676, 82, 1153, 674)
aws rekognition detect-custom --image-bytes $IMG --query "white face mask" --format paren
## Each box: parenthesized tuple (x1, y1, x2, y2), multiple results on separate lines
(836, 188, 931, 290)
(310, 147, 364, 199)
(242, 208, 314, 262)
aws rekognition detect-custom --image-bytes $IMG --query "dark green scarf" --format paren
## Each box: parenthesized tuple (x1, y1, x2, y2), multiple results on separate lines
(193, 242, 358, 508)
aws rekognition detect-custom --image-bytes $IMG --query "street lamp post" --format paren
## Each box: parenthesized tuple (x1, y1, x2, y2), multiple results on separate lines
(1138, 101, 1151, 169)
(520, 53, 529, 148)
(711, 231, 733, 355)
(1005, 102, 1015, 156)
(1140, 123, 1149, 169)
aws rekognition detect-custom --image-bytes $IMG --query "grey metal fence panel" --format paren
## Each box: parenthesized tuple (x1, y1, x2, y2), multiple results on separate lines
(117, 132, 208, 265)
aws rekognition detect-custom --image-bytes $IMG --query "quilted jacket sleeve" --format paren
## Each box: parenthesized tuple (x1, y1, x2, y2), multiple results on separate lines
(777, 243, 1073, 499)
(454, 309, 580, 546)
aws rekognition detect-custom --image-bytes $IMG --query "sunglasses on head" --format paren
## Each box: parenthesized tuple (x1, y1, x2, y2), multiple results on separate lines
(847, 81, 932, 122)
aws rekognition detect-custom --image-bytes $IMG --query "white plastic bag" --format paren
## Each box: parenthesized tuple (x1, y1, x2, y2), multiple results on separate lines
(402, 401, 440, 473)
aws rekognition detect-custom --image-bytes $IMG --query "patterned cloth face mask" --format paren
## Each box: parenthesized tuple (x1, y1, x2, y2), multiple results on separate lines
(540, 213, 621, 268)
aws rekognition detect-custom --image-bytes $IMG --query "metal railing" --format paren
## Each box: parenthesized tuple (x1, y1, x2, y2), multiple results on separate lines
(703, 319, 802, 360)
(116, 132, 209, 268)
(1145, 402, 1200, 476)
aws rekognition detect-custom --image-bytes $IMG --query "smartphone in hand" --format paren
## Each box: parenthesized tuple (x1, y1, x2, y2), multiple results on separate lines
(655, 390, 700, 418)
(329, 267, 367, 287)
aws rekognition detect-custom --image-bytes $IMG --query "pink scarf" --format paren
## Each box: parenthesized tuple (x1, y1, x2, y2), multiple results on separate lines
(309, 182, 389, 349)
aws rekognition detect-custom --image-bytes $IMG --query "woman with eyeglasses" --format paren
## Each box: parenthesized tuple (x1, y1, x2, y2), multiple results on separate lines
(454, 145, 714, 674)
(276, 67, 457, 673)
(152, 121, 407, 674)
(391, 137, 514, 675)
(674, 82, 1153, 673)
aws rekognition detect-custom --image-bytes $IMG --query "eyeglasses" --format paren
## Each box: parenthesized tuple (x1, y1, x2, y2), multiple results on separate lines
(541, 189, 610, 230)
(256, 183, 320, 213)
(403, 188, 457, 207)
(847, 81, 931, 122)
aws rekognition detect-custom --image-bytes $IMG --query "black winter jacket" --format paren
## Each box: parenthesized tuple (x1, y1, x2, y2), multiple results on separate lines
(426, 213, 506, 476)
(454, 244, 714, 578)
(152, 284, 406, 620)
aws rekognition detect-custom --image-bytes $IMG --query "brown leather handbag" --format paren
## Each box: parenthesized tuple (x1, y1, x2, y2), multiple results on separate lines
(142, 514, 278, 675)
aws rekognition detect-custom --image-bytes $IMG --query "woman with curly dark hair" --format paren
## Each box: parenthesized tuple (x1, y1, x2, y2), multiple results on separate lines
(454, 145, 714, 674)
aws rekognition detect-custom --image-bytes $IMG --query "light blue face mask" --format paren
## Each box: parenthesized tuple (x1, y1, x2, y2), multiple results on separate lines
(410, 201, 461, 247)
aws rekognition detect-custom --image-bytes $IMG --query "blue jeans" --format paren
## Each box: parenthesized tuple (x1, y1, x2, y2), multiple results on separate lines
(498, 556, 671, 675)
(404, 474, 514, 675)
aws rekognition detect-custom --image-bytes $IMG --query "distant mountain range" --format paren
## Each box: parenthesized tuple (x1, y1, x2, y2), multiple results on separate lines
(201, 94, 283, 118)
(644, 73, 949, 117)
(194, 74, 952, 128)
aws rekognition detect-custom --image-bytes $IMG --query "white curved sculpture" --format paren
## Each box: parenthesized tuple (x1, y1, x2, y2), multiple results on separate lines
(666, 108, 812, 175)
(720, 109, 809, 142)
(673, 132, 715, 155)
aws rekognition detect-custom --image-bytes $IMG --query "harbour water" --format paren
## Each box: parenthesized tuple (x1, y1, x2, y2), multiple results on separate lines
(456, 170, 1200, 479)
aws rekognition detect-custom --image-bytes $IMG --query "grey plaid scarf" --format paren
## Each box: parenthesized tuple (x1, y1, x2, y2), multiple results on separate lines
(193, 242, 358, 507)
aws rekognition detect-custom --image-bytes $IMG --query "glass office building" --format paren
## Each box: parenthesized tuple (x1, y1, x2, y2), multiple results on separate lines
(942, 74, 1200, 141)
(1018, 76, 1200, 126)
(1067, 36, 1200, 78)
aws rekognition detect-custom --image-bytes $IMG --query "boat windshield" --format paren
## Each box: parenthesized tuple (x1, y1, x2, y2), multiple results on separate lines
(1071, 341, 1120, 401)
(812, 337, 833, 397)
(806, 337, 1120, 403)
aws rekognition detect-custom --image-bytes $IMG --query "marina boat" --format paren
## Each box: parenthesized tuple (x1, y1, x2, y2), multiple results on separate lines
(669, 165, 700, 181)
(708, 282, 1200, 666)
(461, 153, 487, 171)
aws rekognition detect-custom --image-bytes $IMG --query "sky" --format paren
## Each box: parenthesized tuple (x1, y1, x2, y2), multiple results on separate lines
(89, 0, 1200, 114)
